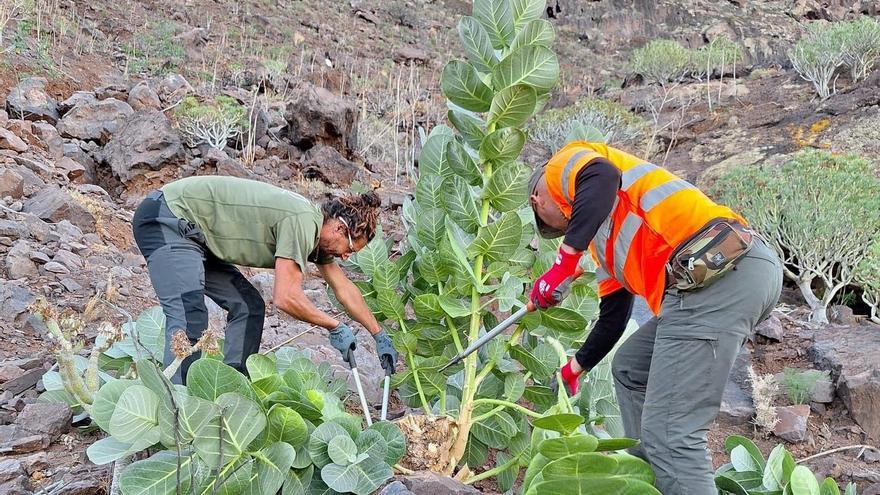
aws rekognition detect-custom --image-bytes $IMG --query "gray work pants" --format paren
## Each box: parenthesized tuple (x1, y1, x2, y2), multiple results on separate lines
(612, 238, 783, 494)
(132, 191, 265, 384)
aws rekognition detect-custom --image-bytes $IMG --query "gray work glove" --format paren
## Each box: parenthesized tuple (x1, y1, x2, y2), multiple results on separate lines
(373, 330, 398, 375)
(329, 323, 356, 364)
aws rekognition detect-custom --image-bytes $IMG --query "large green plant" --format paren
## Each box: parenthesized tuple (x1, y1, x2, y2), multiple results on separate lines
(715, 436, 857, 495)
(855, 241, 880, 324)
(83, 350, 404, 495)
(712, 150, 880, 324)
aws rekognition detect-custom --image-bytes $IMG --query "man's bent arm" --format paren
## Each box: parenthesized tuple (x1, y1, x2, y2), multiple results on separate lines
(318, 262, 382, 335)
(273, 257, 340, 329)
(571, 288, 634, 373)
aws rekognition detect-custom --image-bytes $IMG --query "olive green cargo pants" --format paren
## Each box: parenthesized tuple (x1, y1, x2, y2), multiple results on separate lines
(612, 238, 783, 495)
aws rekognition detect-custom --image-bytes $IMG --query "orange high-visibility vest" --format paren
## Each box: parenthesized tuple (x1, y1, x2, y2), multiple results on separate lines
(544, 141, 746, 315)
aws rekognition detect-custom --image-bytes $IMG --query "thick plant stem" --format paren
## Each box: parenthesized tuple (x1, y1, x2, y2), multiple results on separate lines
(797, 277, 828, 324)
(110, 455, 132, 495)
(448, 163, 494, 473)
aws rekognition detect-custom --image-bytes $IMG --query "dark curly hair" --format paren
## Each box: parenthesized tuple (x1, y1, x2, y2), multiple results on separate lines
(321, 192, 381, 242)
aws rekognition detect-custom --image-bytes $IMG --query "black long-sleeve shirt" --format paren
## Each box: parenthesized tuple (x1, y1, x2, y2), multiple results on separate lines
(562, 158, 636, 371)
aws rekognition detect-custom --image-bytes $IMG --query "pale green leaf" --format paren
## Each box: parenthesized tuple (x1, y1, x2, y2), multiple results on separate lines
(267, 404, 309, 447)
(472, 410, 517, 449)
(538, 436, 599, 460)
(328, 435, 358, 465)
(246, 353, 276, 382)
(92, 378, 139, 432)
(368, 422, 406, 466)
(416, 207, 447, 250)
(446, 140, 482, 186)
(355, 429, 388, 463)
(458, 16, 498, 73)
(479, 127, 527, 165)
(442, 175, 480, 233)
(532, 413, 585, 434)
(467, 211, 523, 261)
(87, 430, 160, 465)
(186, 358, 255, 402)
(491, 45, 559, 92)
(441, 60, 493, 112)
(473, 0, 515, 49)
(193, 392, 266, 468)
(447, 109, 486, 150)
(511, 0, 545, 28)
(119, 450, 194, 495)
(308, 421, 350, 468)
(109, 385, 159, 444)
(321, 457, 393, 495)
(489, 84, 537, 129)
(510, 19, 555, 51)
(484, 163, 530, 212)
(763, 444, 787, 491)
(790, 466, 820, 495)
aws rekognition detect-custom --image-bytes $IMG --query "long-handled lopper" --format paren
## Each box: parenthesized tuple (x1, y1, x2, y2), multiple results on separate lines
(379, 356, 393, 421)
(347, 350, 373, 426)
(439, 267, 585, 373)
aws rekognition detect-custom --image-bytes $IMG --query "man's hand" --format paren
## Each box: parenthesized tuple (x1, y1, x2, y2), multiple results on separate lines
(530, 247, 582, 309)
(560, 359, 583, 396)
(373, 330, 398, 375)
(329, 323, 357, 364)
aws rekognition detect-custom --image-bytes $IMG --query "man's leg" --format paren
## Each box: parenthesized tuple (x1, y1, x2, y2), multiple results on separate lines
(133, 192, 208, 384)
(203, 257, 265, 376)
(611, 318, 658, 462)
(639, 239, 783, 494)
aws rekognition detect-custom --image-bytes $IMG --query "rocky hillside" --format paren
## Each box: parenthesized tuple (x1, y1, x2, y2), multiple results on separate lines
(1, 0, 880, 494)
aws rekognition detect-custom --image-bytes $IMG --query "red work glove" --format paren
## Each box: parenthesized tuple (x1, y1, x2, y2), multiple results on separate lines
(560, 359, 582, 396)
(530, 248, 582, 309)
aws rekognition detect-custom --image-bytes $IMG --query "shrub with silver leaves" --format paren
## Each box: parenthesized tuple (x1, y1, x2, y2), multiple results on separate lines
(174, 95, 247, 149)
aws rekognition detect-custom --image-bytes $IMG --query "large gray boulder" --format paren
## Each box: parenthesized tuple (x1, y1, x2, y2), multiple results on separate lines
(23, 186, 97, 233)
(302, 144, 361, 186)
(4, 77, 60, 124)
(57, 98, 134, 143)
(285, 84, 358, 157)
(839, 369, 880, 442)
(102, 110, 184, 182)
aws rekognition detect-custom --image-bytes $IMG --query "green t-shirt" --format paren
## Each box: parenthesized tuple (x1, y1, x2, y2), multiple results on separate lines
(161, 176, 333, 269)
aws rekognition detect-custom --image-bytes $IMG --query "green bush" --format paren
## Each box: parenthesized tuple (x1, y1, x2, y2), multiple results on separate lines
(712, 150, 880, 324)
(529, 98, 649, 152)
(716, 436, 857, 494)
(855, 241, 880, 324)
(836, 16, 880, 81)
(781, 368, 829, 405)
(790, 23, 846, 99)
(630, 39, 692, 87)
(174, 95, 247, 149)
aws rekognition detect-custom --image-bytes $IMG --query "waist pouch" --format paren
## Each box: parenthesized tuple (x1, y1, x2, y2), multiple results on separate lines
(667, 220, 754, 291)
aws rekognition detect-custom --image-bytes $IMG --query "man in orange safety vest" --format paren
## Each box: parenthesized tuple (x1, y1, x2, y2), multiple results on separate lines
(528, 141, 783, 494)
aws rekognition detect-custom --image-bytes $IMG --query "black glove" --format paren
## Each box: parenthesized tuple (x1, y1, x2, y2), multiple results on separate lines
(373, 330, 398, 375)
(329, 323, 356, 364)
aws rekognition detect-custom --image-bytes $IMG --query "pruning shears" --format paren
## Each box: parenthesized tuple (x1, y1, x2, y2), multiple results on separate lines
(348, 351, 396, 425)
(439, 267, 585, 373)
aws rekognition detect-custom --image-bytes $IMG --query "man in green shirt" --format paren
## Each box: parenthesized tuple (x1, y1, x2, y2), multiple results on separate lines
(132, 176, 397, 383)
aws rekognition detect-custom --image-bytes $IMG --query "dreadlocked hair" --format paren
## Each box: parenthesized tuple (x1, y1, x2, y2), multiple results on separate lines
(321, 192, 382, 241)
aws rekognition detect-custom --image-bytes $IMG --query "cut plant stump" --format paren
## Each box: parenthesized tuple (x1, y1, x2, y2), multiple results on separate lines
(396, 414, 457, 473)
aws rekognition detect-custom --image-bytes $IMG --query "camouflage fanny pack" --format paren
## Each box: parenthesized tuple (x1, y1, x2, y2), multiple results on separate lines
(667, 220, 754, 291)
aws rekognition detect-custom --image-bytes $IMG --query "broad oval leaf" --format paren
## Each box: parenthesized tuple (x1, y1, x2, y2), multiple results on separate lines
(448, 109, 487, 151)
(523, 452, 551, 492)
(496, 451, 517, 492)
(376, 289, 405, 321)
(731, 444, 761, 473)
(442, 175, 481, 234)
(529, 478, 661, 495)
(714, 473, 753, 495)
(538, 435, 599, 459)
(186, 358, 254, 402)
(480, 127, 527, 165)
(467, 211, 523, 262)
(246, 353, 276, 382)
(321, 457, 393, 495)
(446, 140, 482, 186)
(763, 444, 787, 491)
(472, 410, 518, 449)
(415, 173, 445, 210)
(413, 293, 445, 320)
(87, 430, 160, 465)
(484, 163, 530, 212)
(119, 450, 194, 495)
(532, 413, 585, 435)
(355, 429, 388, 463)
(820, 478, 842, 495)
(540, 452, 618, 478)
(489, 84, 537, 129)
(255, 442, 297, 495)
(92, 378, 139, 432)
(163, 394, 219, 447)
(541, 307, 588, 333)
(510, 19, 556, 51)
(116, 306, 165, 361)
(473, 0, 515, 49)
(351, 234, 389, 279)
(416, 208, 446, 249)
(607, 453, 656, 484)
(438, 295, 473, 318)
(441, 60, 493, 113)
(724, 435, 766, 471)
(308, 421, 350, 468)
(458, 16, 498, 73)
(193, 392, 266, 468)
(504, 372, 526, 402)
(368, 421, 406, 466)
(416, 251, 453, 285)
(372, 260, 400, 291)
(491, 45, 559, 93)
(283, 465, 314, 495)
(267, 404, 309, 447)
(462, 436, 490, 468)
(328, 435, 358, 465)
(510, 344, 554, 378)
(790, 466, 821, 495)
(109, 384, 159, 443)
(511, 0, 545, 28)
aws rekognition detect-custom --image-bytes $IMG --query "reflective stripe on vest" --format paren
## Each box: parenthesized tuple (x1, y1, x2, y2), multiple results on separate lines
(561, 150, 595, 204)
